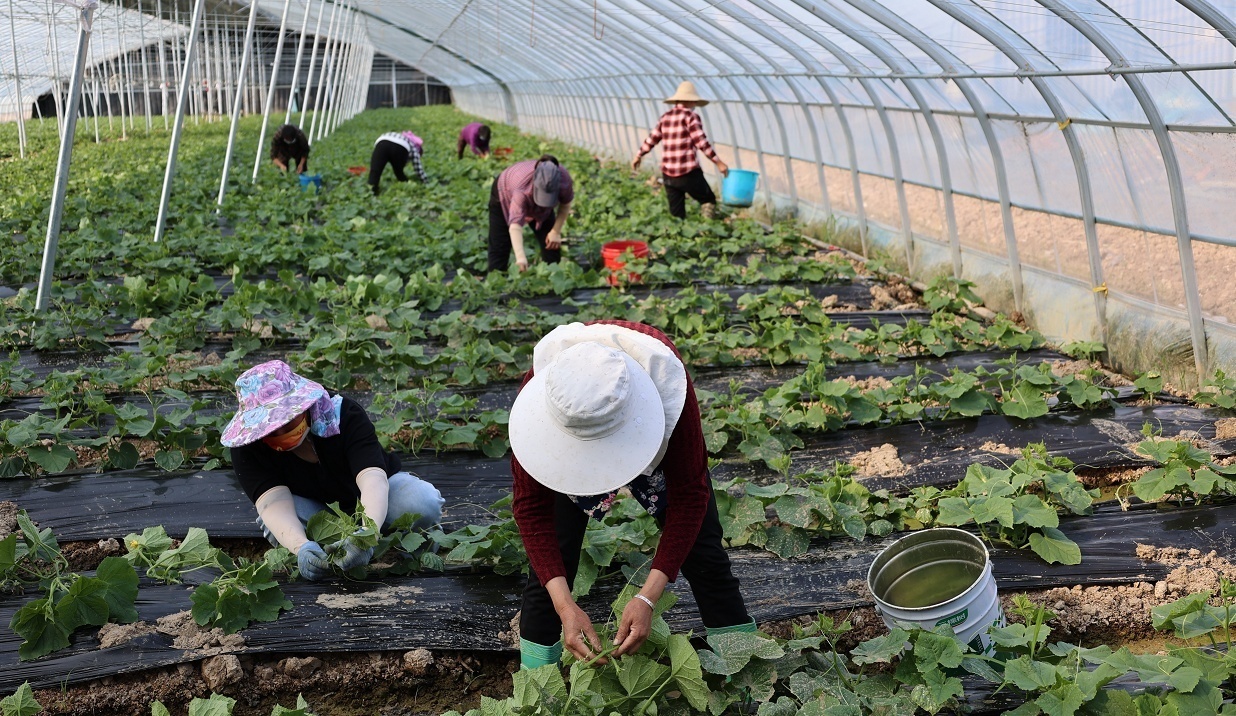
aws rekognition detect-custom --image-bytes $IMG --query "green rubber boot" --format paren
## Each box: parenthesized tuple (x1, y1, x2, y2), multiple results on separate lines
(706, 619, 758, 637)
(520, 638, 563, 670)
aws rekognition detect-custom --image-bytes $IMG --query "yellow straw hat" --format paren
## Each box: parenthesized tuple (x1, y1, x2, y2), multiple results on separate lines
(664, 80, 708, 106)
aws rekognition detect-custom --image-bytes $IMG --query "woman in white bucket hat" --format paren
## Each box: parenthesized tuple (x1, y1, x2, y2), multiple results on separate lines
(631, 80, 729, 220)
(509, 320, 753, 669)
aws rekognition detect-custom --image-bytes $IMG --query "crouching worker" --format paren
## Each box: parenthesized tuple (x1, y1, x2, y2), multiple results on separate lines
(509, 321, 754, 669)
(369, 131, 429, 195)
(271, 123, 310, 174)
(221, 360, 445, 580)
(457, 122, 492, 159)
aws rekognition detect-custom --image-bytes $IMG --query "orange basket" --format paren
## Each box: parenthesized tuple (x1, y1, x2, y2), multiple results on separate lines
(493, 147, 514, 158)
(347, 166, 366, 176)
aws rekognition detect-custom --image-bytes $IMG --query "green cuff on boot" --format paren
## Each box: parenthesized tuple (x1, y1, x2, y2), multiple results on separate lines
(520, 638, 563, 670)
(706, 619, 758, 637)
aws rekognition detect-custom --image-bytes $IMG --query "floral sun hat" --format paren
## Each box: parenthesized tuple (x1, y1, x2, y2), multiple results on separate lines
(220, 360, 342, 448)
(402, 131, 423, 149)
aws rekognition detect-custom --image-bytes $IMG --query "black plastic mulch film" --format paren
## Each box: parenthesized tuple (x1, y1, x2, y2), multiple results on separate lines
(1, 499, 1231, 692)
(2, 340, 1233, 691)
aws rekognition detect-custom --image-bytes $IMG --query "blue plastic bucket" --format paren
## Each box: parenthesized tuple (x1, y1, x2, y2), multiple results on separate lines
(720, 169, 758, 207)
(299, 173, 323, 191)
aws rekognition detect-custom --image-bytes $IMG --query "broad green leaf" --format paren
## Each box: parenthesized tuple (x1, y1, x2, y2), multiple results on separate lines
(1011, 495, 1060, 529)
(1079, 689, 1137, 716)
(1003, 655, 1058, 691)
(935, 497, 974, 526)
(617, 654, 670, 699)
(910, 668, 963, 714)
(913, 630, 965, 672)
(699, 631, 784, 676)
(95, 556, 140, 623)
(154, 449, 185, 472)
(108, 442, 141, 470)
(969, 495, 1015, 529)
(667, 633, 709, 711)
(25, 444, 74, 474)
(54, 577, 110, 632)
(187, 694, 236, 716)
(1002, 384, 1050, 419)
(948, 389, 991, 416)
(511, 664, 567, 707)
(1035, 684, 1085, 716)
(763, 525, 810, 558)
(0, 682, 41, 716)
(1028, 527, 1082, 565)
(850, 629, 910, 665)
(10, 598, 71, 660)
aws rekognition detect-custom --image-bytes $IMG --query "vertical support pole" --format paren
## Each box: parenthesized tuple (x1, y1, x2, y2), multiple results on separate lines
(48, 0, 66, 138)
(390, 57, 397, 108)
(137, 0, 153, 131)
(254, 0, 293, 181)
(308, 0, 339, 142)
(36, 1, 96, 312)
(297, 0, 327, 127)
(284, 0, 313, 124)
(155, 0, 169, 127)
(87, 39, 101, 142)
(153, 0, 205, 243)
(216, 0, 261, 208)
(6, 0, 26, 157)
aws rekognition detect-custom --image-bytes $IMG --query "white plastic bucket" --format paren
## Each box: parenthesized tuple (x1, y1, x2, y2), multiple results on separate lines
(866, 528, 1005, 655)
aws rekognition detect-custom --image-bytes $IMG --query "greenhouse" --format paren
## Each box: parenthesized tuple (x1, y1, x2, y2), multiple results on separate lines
(3, 1, 1236, 715)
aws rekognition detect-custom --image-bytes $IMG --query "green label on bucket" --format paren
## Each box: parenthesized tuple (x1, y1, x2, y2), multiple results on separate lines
(935, 609, 968, 628)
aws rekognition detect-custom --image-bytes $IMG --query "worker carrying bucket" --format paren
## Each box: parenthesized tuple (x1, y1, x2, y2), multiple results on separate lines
(508, 321, 756, 669)
(631, 81, 730, 220)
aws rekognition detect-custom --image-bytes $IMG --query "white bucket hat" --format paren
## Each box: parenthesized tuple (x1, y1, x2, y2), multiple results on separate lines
(510, 333, 680, 496)
(664, 80, 708, 106)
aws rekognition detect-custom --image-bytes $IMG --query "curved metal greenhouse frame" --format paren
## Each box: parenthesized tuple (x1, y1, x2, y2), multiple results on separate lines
(5, 0, 1236, 384)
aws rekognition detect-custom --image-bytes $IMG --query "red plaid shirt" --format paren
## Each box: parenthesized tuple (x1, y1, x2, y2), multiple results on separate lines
(512, 320, 711, 585)
(637, 105, 720, 178)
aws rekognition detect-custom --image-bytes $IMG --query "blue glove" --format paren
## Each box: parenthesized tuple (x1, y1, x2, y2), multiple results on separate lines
(296, 541, 331, 581)
(331, 531, 375, 571)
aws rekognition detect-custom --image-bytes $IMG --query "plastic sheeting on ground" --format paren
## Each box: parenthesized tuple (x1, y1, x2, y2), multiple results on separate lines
(1, 499, 1226, 692)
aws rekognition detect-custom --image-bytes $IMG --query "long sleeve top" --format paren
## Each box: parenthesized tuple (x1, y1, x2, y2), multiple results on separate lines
(511, 320, 711, 584)
(375, 132, 429, 183)
(636, 105, 719, 178)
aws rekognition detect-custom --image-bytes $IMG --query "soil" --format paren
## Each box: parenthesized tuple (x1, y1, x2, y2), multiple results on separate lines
(869, 280, 920, 311)
(849, 443, 910, 478)
(978, 441, 1021, 456)
(60, 538, 124, 571)
(0, 500, 17, 537)
(29, 650, 519, 716)
(1048, 359, 1133, 387)
(842, 375, 895, 392)
(1216, 417, 1236, 441)
(1074, 465, 1151, 490)
(1014, 544, 1236, 646)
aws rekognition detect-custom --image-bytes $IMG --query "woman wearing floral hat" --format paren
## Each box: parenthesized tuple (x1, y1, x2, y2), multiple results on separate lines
(221, 360, 445, 581)
(509, 321, 754, 670)
(368, 130, 429, 195)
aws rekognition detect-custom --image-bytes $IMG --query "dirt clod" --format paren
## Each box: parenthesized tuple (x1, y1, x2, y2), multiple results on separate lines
(277, 656, 323, 679)
(978, 441, 1020, 456)
(0, 500, 17, 537)
(201, 655, 244, 690)
(849, 443, 909, 477)
(156, 611, 246, 654)
(402, 648, 434, 677)
(97, 621, 158, 649)
(1216, 418, 1236, 441)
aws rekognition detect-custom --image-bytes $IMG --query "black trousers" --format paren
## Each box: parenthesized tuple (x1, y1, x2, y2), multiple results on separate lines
(663, 167, 717, 219)
(368, 140, 408, 195)
(519, 489, 750, 646)
(486, 179, 560, 271)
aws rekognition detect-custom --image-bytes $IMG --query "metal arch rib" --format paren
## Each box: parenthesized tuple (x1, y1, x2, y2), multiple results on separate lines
(320, 1, 517, 123)
(923, 0, 1107, 341)
(706, 1, 835, 216)
(787, 0, 947, 275)
(840, 0, 1025, 313)
(602, 0, 751, 181)
(1035, 0, 1207, 379)
(617, 0, 787, 210)
(749, 0, 892, 254)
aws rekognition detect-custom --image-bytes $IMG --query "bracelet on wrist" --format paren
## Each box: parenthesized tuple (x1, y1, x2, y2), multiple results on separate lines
(632, 593, 655, 610)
